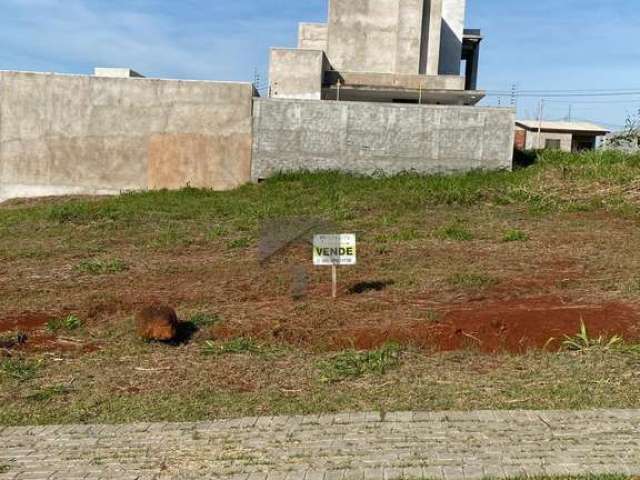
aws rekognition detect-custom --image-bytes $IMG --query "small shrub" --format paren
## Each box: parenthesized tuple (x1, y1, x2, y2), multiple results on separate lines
(563, 321, 623, 352)
(202, 337, 260, 355)
(0, 464, 9, 474)
(76, 258, 128, 275)
(503, 229, 529, 242)
(0, 358, 41, 382)
(47, 314, 82, 332)
(447, 273, 496, 289)
(189, 313, 221, 328)
(435, 224, 474, 241)
(319, 343, 401, 382)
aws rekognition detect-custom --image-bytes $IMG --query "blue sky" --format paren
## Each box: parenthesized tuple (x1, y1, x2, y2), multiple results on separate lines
(2, 0, 639, 130)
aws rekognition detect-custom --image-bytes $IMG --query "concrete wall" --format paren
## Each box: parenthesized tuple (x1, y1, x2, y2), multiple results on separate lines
(298, 23, 328, 51)
(252, 98, 514, 180)
(269, 49, 326, 100)
(327, 0, 426, 75)
(439, 0, 466, 75)
(0, 71, 254, 202)
(523, 130, 573, 151)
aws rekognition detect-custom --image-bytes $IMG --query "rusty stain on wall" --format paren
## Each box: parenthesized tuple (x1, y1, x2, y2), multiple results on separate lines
(148, 133, 252, 191)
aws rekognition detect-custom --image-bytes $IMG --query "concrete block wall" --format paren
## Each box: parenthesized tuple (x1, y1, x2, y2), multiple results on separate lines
(0, 71, 254, 202)
(251, 98, 514, 180)
(269, 49, 327, 100)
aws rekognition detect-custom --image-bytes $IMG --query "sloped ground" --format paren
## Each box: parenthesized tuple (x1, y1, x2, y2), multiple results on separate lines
(1, 150, 640, 425)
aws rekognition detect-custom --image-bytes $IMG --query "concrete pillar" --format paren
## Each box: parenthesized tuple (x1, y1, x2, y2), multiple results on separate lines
(465, 41, 480, 90)
(420, 0, 443, 76)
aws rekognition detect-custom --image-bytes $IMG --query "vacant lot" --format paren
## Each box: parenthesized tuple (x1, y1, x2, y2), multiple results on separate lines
(1, 150, 640, 425)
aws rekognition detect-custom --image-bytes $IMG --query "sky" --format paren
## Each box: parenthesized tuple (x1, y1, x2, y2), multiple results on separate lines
(1, 0, 639, 131)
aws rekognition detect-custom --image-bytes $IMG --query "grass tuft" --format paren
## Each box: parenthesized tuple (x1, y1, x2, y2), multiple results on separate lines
(47, 315, 82, 332)
(201, 337, 261, 355)
(189, 313, 221, 328)
(319, 343, 402, 382)
(563, 321, 623, 352)
(435, 223, 474, 241)
(76, 258, 128, 275)
(0, 358, 42, 382)
(503, 229, 529, 242)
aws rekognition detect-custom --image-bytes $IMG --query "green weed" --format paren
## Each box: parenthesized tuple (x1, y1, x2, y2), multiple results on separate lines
(202, 337, 260, 355)
(435, 224, 474, 241)
(26, 385, 70, 402)
(503, 229, 529, 242)
(0, 358, 41, 382)
(227, 237, 252, 249)
(189, 313, 221, 328)
(47, 314, 82, 332)
(76, 258, 128, 275)
(319, 343, 402, 382)
(563, 321, 623, 352)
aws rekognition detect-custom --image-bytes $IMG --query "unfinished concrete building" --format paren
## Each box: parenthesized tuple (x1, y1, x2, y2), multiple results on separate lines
(270, 0, 483, 105)
(0, 0, 514, 203)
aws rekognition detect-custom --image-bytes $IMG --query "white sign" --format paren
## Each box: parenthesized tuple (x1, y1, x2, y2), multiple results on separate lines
(313, 234, 357, 266)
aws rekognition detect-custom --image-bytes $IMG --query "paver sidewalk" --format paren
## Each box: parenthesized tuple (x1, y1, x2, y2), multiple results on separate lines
(1, 409, 639, 480)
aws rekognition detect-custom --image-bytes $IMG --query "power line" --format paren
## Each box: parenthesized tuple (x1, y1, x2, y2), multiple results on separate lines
(484, 87, 640, 94)
(485, 91, 640, 98)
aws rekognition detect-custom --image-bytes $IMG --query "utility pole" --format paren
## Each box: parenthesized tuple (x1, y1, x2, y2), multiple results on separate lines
(510, 83, 518, 115)
(537, 98, 545, 150)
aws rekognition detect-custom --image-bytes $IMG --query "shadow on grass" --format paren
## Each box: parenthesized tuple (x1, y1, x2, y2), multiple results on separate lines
(165, 321, 199, 346)
(348, 280, 395, 295)
(513, 149, 539, 169)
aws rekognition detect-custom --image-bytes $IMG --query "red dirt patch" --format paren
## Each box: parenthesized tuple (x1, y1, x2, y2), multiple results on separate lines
(0, 312, 98, 354)
(332, 298, 640, 353)
(211, 296, 640, 354)
(0, 312, 51, 333)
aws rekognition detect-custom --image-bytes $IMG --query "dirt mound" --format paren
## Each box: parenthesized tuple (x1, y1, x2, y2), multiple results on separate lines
(136, 305, 179, 342)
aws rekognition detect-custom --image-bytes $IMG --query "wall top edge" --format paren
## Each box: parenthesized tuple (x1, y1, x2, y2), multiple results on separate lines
(0, 70, 255, 87)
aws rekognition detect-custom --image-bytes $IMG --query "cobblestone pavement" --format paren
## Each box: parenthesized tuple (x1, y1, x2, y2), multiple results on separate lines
(1, 410, 640, 480)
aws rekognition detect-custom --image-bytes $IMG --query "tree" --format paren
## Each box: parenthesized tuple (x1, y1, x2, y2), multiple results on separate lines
(606, 109, 640, 149)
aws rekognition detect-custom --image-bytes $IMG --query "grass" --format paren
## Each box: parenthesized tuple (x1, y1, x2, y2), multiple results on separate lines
(0, 358, 41, 382)
(447, 273, 497, 289)
(189, 313, 221, 328)
(2, 150, 640, 425)
(319, 343, 402, 382)
(503, 229, 529, 242)
(202, 338, 262, 355)
(435, 223, 474, 241)
(25, 385, 70, 402)
(76, 258, 128, 275)
(47, 315, 82, 332)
